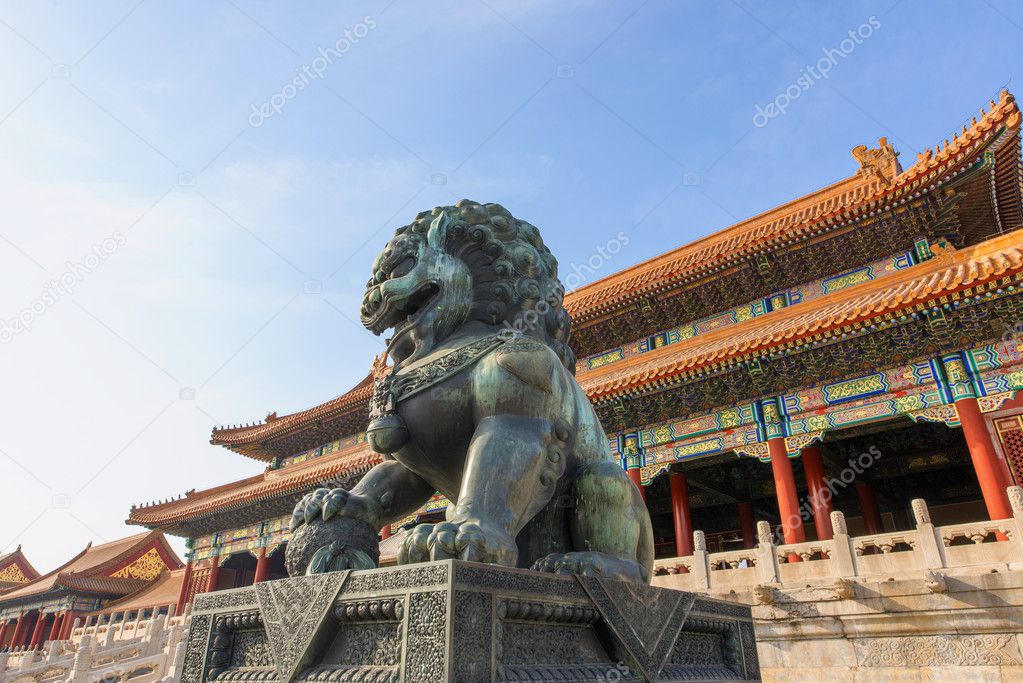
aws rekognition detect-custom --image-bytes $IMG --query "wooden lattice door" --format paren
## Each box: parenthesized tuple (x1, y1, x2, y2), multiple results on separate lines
(993, 414, 1023, 486)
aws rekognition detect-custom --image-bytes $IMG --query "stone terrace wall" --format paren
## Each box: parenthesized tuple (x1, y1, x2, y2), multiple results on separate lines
(653, 486, 1023, 681)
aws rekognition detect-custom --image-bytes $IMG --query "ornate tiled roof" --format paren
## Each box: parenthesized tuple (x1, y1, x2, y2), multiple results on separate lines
(564, 91, 1022, 325)
(577, 232, 1023, 401)
(0, 532, 181, 606)
(89, 568, 185, 615)
(127, 443, 381, 529)
(0, 547, 40, 593)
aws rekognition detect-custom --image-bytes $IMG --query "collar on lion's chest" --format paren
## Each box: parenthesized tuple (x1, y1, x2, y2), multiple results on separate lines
(366, 330, 520, 455)
(371, 329, 522, 416)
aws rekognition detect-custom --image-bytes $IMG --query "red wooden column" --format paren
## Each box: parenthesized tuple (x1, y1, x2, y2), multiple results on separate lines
(47, 612, 63, 642)
(768, 437, 806, 546)
(381, 525, 392, 541)
(176, 560, 194, 614)
(802, 445, 834, 540)
(0, 619, 9, 648)
(626, 467, 645, 501)
(205, 556, 222, 593)
(9, 612, 26, 649)
(855, 482, 883, 534)
(28, 613, 47, 650)
(738, 503, 756, 549)
(957, 395, 1013, 520)
(59, 611, 78, 641)
(253, 548, 270, 584)
(941, 353, 1012, 521)
(669, 472, 694, 558)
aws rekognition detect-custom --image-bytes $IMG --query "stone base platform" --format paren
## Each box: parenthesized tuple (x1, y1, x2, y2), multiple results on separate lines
(181, 560, 759, 682)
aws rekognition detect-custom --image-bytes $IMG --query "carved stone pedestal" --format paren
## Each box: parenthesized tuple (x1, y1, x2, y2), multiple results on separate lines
(181, 560, 759, 682)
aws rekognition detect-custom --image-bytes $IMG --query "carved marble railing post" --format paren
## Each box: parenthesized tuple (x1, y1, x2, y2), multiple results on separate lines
(691, 530, 711, 589)
(103, 620, 116, 648)
(1008, 486, 1023, 550)
(68, 635, 94, 683)
(828, 511, 856, 578)
(165, 636, 186, 682)
(19, 649, 37, 669)
(133, 610, 144, 635)
(755, 521, 779, 583)
(912, 498, 945, 570)
(145, 614, 167, 656)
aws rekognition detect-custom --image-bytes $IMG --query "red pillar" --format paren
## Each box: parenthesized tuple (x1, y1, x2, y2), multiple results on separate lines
(253, 548, 269, 584)
(0, 619, 9, 648)
(855, 482, 884, 534)
(669, 472, 694, 558)
(769, 437, 806, 545)
(205, 556, 221, 593)
(626, 468, 645, 501)
(59, 611, 77, 641)
(28, 613, 47, 650)
(9, 613, 26, 649)
(176, 560, 194, 614)
(957, 396, 1013, 520)
(381, 525, 392, 541)
(738, 503, 756, 549)
(769, 437, 805, 563)
(47, 612, 63, 642)
(802, 445, 834, 540)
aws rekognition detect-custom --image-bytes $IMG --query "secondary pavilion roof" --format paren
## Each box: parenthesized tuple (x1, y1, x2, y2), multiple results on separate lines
(208, 371, 375, 462)
(89, 568, 186, 616)
(563, 89, 1023, 326)
(0, 546, 40, 593)
(127, 440, 381, 535)
(0, 531, 182, 610)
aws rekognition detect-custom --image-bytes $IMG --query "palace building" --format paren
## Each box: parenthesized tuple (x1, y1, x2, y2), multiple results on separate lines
(125, 91, 1023, 620)
(0, 531, 182, 651)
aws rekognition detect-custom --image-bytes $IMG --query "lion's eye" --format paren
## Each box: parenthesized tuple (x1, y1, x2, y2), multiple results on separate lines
(389, 256, 416, 279)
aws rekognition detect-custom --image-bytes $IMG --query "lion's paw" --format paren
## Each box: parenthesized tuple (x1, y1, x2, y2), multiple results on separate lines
(397, 521, 517, 566)
(289, 487, 382, 532)
(532, 552, 644, 583)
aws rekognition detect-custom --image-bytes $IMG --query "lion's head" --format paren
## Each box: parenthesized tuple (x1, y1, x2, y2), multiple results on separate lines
(360, 199, 575, 372)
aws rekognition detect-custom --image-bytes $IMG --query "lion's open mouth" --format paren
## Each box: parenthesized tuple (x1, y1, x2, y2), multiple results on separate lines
(391, 282, 440, 333)
(365, 281, 440, 336)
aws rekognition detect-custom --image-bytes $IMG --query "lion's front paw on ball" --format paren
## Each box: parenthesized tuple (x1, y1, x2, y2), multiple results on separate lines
(285, 514, 380, 577)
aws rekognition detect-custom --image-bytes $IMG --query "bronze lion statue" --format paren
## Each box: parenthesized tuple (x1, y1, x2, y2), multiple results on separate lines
(286, 200, 654, 582)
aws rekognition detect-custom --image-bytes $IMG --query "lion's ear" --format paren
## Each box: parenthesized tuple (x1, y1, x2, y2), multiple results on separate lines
(427, 211, 450, 250)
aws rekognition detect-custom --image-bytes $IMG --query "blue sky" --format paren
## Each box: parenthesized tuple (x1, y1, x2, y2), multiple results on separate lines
(1, 0, 1020, 571)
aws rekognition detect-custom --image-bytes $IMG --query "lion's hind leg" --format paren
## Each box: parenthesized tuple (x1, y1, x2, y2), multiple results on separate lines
(531, 460, 654, 583)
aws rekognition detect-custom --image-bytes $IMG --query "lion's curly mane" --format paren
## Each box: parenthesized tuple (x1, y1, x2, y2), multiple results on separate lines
(371, 199, 576, 373)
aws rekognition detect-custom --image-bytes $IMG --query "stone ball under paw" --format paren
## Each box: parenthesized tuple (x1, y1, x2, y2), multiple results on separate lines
(285, 515, 381, 577)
